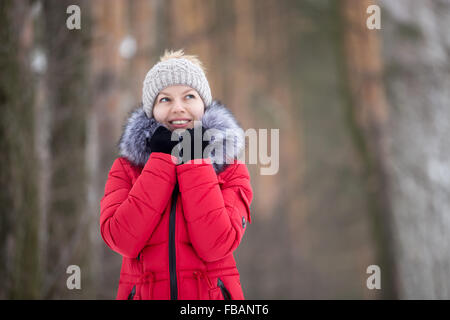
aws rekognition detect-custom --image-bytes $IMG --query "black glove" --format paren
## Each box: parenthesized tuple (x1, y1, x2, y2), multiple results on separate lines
(179, 126, 209, 163)
(148, 126, 180, 155)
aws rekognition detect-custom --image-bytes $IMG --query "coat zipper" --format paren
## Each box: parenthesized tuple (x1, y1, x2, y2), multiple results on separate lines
(169, 182, 179, 300)
(217, 278, 231, 300)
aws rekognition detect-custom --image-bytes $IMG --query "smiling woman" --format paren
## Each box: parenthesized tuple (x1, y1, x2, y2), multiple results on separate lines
(153, 85, 205, 131)
(100, 49, 253, 300)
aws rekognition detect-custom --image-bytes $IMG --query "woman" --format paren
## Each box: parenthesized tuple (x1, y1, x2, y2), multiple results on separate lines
(100, 49, 253, 300)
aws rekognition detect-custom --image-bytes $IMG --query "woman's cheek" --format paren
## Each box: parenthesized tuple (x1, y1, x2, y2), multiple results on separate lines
(152, 107, 165, 123)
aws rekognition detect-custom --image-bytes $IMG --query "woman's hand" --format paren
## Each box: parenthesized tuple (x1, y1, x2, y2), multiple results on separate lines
(148, 126, 180, 155)
(180, 126, 209, 163)
(148, 125, 209, 162)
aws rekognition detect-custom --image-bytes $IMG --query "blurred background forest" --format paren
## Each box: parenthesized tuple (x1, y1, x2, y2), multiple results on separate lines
(1, 0, 450, 299)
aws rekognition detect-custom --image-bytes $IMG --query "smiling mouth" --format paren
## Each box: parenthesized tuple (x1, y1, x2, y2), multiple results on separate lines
(170, 120, 191, 125)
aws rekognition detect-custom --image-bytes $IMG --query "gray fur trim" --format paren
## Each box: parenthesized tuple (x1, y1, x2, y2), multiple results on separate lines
(118, 100, 245, 174)
(118, 106, 163, 166)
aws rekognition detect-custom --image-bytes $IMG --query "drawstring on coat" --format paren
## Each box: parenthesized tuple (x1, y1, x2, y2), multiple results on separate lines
(193, 271, 213, 299)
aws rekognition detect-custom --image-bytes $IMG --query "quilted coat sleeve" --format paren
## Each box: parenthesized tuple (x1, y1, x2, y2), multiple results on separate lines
(100, 152, 177, 258)
(176, 158, 253, 262)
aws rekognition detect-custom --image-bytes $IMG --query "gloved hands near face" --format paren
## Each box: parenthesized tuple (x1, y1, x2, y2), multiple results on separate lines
(148, 125, 209, 163)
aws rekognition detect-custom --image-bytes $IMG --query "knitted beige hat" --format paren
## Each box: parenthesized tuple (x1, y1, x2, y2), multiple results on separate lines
(142, 50, 212, 118)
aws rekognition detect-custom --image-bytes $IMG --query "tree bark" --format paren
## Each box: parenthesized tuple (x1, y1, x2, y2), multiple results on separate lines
(0, 0, 41, 299)
(339, 0, 398, 299)
(380, 0, 450, 299)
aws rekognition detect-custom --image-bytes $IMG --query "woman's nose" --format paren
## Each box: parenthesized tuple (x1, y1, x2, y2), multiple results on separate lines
(170, 101, 187, 113)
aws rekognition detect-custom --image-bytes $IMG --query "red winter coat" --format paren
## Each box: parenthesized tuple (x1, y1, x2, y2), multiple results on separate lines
(100, 101, 253, 300)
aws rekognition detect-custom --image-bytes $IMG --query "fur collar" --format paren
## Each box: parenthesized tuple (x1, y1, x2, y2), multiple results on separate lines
(118, 100, 245, 174)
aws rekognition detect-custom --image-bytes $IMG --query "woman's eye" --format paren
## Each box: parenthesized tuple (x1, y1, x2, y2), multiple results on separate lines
(160, 97, 169, 102)
(186, 94, 195, 99)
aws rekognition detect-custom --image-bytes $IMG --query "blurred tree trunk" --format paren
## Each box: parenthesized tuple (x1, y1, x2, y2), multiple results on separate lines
(40, 0, 93, 298)
(380, 0, 450, 299)
(339, 0, 398, 299)
(259, 0, 382, 299)
(0, 0, 41, 299)
(229, 0, 303, 299)
(0, 0, 96, 299)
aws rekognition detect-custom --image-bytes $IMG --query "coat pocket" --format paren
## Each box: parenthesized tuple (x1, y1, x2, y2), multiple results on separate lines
(215, 274, 244, 300)
(217, 278, 231, 300)
(127, 285, 136, 300)
(208, 278, 230, 300)
(237, 188, 252, 224)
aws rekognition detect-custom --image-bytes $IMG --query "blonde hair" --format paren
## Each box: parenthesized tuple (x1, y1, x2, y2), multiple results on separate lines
(159, 49, 207, 74)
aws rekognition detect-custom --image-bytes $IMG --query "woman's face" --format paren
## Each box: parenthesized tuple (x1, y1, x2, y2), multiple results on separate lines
(153, 85, 205, 131)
